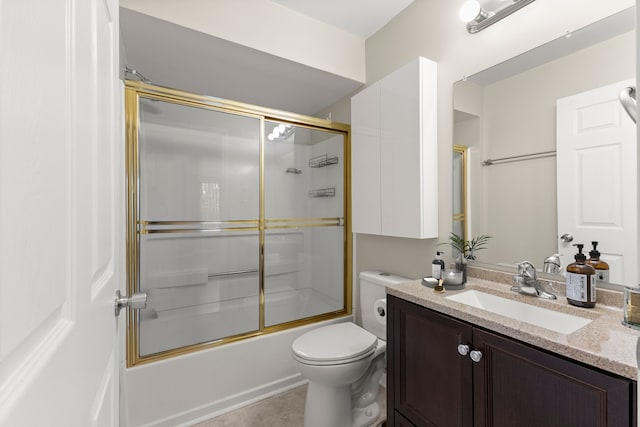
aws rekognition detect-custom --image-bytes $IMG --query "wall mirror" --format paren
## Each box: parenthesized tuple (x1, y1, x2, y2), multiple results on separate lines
(453, 6, 636, 287)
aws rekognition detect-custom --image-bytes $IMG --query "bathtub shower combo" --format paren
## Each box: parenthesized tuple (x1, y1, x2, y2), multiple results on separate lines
(124, 82, 351, 366)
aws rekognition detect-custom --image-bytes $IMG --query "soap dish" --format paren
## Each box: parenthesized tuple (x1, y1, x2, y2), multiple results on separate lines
(421, 275, 466, 291)
(422, 277, 439, 287)
(422, 271, 464, 291)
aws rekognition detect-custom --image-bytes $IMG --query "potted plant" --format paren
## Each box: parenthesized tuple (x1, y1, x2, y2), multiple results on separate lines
(444, 232, 492, 260)
(441, 233, 492, 283)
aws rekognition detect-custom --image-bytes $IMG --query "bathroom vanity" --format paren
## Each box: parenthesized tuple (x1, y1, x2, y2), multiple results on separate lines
(386, 271, 638, 427)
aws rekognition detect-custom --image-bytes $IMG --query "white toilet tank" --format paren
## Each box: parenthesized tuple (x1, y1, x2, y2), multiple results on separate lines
(359, 271, 411, 339)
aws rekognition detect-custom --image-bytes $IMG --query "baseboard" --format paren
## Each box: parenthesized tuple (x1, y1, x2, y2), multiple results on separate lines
(142, 375, 308, 427)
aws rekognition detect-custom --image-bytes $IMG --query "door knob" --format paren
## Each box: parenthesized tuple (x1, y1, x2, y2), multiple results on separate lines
(115, 290, 148, 317)
(619, 86, 637, 123)
(560, 234, 573, 243)
(470, 350, 483, 363)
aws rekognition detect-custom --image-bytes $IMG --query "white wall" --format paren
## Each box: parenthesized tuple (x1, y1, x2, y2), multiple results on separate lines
(119, 0, 365, 83)
(354, 0, 635, 277)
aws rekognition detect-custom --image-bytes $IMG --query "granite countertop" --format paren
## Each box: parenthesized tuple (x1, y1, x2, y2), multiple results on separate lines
(386, 267, 640, 380)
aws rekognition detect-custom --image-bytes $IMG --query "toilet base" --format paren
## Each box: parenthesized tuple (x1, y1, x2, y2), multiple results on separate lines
(304, 382, 351, 427)
(303, 382, 382, 427)
(352, 402, 380, 427)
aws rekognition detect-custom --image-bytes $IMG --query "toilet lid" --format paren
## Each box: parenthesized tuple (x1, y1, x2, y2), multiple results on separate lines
(291, 323, 378, 363)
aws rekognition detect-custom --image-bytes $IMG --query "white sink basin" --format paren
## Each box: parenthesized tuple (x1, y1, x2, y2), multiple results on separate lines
(446, 290, 592, 334)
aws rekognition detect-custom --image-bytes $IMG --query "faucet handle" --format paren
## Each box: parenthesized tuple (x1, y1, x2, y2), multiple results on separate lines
(543, 254, 562, 274)
(517, 261, 537, 280)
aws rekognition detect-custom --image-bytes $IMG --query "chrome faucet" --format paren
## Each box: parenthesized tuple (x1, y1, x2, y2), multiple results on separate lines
(511, 261, 557, 300)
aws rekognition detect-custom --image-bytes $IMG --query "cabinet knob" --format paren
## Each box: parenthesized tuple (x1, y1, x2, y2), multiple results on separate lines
(470, 350, 483, 363)
(457, 344, 470, 356)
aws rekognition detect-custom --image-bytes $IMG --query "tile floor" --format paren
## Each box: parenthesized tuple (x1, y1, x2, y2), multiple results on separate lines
(193, 384, 386, 427)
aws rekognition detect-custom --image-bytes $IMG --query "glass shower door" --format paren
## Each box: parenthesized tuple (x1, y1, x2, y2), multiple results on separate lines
(136, 97, 261, 356)
(263, 121, 346, 327)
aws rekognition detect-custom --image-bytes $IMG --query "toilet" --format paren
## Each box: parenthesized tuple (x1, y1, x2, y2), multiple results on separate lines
(291, 271, 410, 427)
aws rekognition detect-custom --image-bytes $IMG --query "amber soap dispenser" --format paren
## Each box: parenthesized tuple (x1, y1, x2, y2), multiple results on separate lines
(587, 241, 610, 283)
(566, 244, 597, 308)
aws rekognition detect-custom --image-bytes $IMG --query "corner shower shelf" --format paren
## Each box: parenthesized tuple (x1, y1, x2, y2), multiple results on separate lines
(309, 154, 339, 168)
(309, 186, 336, 198)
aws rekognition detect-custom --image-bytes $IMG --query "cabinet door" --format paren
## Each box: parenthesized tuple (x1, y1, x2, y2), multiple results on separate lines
(351, 57, 437, 239)
(380, 57, 437, 239)
(389, 297, 473, 427)
(394, 410, 416, 427)
(351, 81, 382, 235)
(473, 328, 633, 427)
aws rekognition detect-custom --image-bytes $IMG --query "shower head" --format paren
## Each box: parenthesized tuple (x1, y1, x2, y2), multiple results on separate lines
(124, 66, 152, 84)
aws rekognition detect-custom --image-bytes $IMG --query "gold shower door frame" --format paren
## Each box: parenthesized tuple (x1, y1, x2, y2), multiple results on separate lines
(124, 81, 352, 367)
(453, 144, 468, 242)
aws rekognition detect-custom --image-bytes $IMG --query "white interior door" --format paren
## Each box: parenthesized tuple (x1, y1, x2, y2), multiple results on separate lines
(557, 79, 637, 285)
(0, 0, 121, 425)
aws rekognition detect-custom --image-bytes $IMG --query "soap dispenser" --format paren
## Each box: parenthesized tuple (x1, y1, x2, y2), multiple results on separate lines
(566, 244, 597, 308)
(432, 251, 445, 279)
(587, 241, 610, 283)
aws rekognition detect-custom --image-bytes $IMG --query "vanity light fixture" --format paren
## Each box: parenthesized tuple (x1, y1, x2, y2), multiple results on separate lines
(460, 0, 536, 34)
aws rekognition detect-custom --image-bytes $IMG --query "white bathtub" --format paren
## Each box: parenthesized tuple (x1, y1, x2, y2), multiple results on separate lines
(121, 314, 352, 426)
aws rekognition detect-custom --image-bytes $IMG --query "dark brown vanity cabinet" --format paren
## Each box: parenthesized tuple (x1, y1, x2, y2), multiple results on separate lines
(387, 296, 637, 427)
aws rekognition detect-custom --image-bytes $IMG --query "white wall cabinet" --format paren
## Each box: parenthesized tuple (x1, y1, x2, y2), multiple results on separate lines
(351, 56, 438, 239)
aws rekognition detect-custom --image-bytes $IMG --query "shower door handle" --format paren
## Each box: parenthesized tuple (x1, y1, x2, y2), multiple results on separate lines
(114, 290, 148, 317)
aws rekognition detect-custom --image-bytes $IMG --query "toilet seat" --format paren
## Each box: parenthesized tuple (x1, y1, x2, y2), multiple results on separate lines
(292, 323, 378, 366)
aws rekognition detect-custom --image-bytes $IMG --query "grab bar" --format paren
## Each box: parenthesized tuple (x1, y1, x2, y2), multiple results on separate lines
(483, 150, 556, 166)
(208, 269, 258, 278)
(619, 86, 637, 124)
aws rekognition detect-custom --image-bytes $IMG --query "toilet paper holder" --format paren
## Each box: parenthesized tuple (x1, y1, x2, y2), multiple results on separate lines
(374, 298, 387, 324)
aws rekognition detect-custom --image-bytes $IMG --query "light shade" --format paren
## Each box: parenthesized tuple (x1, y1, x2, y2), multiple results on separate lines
(459, 0, 482, 23)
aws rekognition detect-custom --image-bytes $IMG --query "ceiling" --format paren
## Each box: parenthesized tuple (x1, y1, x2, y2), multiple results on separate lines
(120, 1, 414, 117)
(271, 0, 414, 38)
